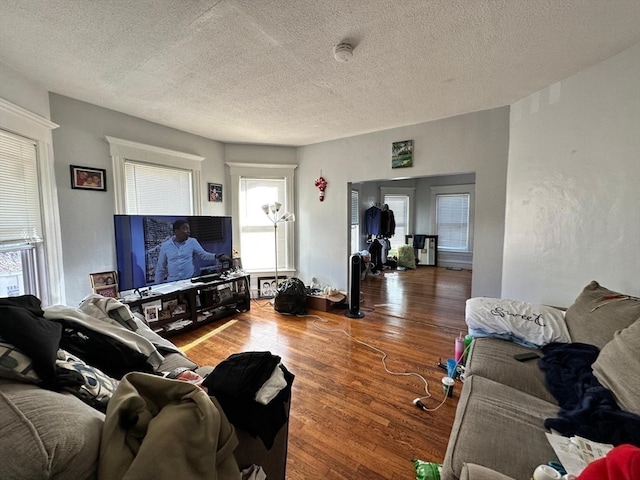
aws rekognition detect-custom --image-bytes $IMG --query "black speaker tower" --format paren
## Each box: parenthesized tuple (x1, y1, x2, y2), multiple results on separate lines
(345, 254, 365, 318)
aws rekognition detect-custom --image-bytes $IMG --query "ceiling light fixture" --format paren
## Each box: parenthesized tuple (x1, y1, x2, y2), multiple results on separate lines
(334, 42, 353, 62)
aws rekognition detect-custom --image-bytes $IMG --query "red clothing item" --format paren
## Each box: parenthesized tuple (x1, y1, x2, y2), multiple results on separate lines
(578, 444, 640, 480)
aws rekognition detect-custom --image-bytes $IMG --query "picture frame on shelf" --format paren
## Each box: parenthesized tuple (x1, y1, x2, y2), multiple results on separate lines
(231, 257, 243, 272)
(71, 165, 107, 191)
(90, 271, 119, 297)
(94, 285, 119, 298)
(144, 305, 159, 323)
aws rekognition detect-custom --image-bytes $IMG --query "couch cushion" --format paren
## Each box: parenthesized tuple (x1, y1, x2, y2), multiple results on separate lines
(0, 381, 104, 480)
(564, 281, 640, 348)
(464, 337, 556, 404)
(592, 318, 640, 416)
(441, 375, 559, 480)
(460, 463, 516, 480)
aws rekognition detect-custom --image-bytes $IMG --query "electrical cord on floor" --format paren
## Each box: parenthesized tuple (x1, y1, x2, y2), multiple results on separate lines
(307, 313, 455, 412)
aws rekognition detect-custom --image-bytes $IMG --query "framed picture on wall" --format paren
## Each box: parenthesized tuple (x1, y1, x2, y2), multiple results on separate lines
(71, 165, 107, 191)
(208, 183, 223, 202)
(391, 140, 413, 169)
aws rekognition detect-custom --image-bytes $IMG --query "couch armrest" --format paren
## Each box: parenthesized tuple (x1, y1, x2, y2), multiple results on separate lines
(460, 463, 516, 480)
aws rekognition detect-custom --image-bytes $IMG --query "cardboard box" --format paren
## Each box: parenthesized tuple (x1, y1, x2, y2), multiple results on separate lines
(306, 292, 346, 312)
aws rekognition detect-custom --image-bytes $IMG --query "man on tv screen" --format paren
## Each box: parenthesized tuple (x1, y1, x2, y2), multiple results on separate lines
(154, 219, 228, 283)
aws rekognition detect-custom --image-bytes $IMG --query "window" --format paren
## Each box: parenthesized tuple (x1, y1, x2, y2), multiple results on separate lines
(239, 177, 288, 270)
(124, 161, 193, 215)
(381, 187, 414, 250)
(0, 99, 64, 305)
(106, 136, 204, 215)
(228, 163, 296, 274)
(431, 185, 475, 252)
(350, 189, 360, 254)
(0, 130, 41, 298)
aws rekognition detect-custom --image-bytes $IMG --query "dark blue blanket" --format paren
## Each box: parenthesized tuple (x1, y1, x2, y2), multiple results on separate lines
(539, 342, 640, 447)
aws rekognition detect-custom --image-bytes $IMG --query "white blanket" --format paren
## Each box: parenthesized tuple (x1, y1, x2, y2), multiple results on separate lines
(465, 297, 570, 347)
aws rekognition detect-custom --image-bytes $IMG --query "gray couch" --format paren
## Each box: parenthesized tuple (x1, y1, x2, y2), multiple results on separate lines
(442, 281, 640, 480)
(0, 304, 290, 480)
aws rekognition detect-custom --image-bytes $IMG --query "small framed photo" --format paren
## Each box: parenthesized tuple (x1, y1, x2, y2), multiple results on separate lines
(90, 271, 118, 290)
(71, 165, 107, 191)
(208, 183, 223, 202)
(231, 257, 243, 272)
(144, 305, 159, 322)
(258, 276, 278, 298)
(391, 140, 413, 169)
(95, 285, 119, 298)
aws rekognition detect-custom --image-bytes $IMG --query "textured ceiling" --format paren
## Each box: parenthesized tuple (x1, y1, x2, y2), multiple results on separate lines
(1, 0, 639, 146)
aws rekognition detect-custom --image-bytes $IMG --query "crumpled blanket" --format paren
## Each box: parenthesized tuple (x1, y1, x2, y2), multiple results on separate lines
(539, 342, 640, 447)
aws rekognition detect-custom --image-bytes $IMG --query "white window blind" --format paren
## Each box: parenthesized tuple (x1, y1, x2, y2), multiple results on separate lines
(351, 190, 359, 225)
(350, 189, 360, 254)
(383, 194, 408, 249)
(0, 130, 42, 246)
(239, 177, 288, 270)
(124, 160, 193, 215)
(436, 193, 470, 251)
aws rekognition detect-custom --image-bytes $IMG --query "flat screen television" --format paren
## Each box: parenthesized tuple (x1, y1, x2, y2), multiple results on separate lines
(114, 215, 233, 292)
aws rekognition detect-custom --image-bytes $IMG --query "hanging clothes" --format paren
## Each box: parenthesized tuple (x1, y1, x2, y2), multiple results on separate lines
(380, 205, 396, 237)
(364, 205, 382, 236)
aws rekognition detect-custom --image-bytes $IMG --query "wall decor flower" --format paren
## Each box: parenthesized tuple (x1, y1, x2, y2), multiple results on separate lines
(314, 173, 328, 202)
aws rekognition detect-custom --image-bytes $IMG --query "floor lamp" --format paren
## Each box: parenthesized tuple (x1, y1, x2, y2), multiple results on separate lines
(262, 202, 295, 297)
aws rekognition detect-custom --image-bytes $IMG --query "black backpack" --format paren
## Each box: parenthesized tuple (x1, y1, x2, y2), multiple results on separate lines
(274, 278, 307, 315)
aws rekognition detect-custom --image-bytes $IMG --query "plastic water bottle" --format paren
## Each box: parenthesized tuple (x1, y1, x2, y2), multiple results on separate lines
(454, 333, 464, 362)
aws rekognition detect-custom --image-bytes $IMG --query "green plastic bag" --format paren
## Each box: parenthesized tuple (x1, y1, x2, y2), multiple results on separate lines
(412, 459, 442, 480)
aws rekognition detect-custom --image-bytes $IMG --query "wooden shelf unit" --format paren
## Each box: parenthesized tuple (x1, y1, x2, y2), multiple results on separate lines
(124, 274, 250, 337)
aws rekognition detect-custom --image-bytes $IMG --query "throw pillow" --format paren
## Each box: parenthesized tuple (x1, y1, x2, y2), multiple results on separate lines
(0, 304, 62, 383)
(56, 349, 120, 411)
(592, 318, 640, 416)
(564, 281, 640, 348)
(465, 297, 569, 347)
(0, 340, 39, 383)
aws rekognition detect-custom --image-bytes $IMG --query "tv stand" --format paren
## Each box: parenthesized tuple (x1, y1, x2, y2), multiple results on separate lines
(123, 274, 250, 337)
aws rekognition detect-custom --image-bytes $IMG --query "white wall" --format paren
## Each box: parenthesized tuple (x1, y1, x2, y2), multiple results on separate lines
(503, 44, 640, 306)
(49, 94, 229, 306)
(296, 108, 510, 297)
(0, 62, 51, 119)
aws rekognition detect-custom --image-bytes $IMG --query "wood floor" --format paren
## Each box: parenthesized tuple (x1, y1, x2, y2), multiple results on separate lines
(172, 266, 472, 480)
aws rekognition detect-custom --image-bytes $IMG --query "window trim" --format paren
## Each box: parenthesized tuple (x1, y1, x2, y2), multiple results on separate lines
(227, 162, 297, 274)
(430, 184, 475, 253)
(0, 98, 63, 305)
(106, 136, 205, 214)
